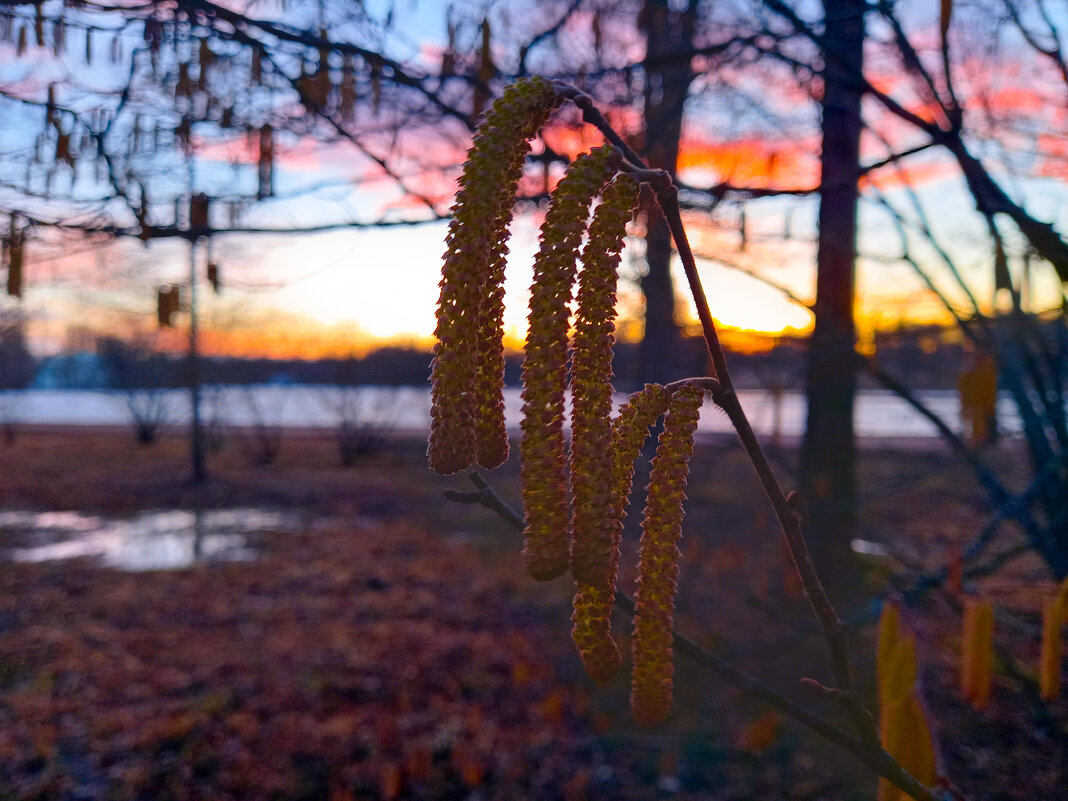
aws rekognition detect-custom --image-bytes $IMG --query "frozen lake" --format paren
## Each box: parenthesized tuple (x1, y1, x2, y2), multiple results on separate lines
(0, 385, 1028, 439)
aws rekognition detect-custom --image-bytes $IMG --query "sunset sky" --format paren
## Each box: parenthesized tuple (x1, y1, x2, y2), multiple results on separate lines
(5, 0, 1067, 358)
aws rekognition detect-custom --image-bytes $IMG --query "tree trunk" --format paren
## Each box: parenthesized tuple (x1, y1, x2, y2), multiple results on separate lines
(636, 0, 697, 386)
(801, 0, 865, 583)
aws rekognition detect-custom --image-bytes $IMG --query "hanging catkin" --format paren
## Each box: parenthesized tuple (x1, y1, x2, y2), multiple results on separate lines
(566, 174, 638, 680)
(520, 145, 618, 580)
(630, 384, 703, 727)
(472, 81, 566, 472)
(570, 173, 638, 586)
(876, 601, 901, 711)
(340, 54, 356, 122)
(472, 17, 493, 119)
(880, 694, 938, 801)
(428, 76, 562, 476)
(7, 217, 23, 298)
(880, 635, 916, 742)
(1054, 575, 1068, 620)
(876, 631, 938, 801)
(257, 124, 274, 199)
(572, 384, 669, 681)
(1040, 597, 1062, 702)
(960, 597, 995, 710)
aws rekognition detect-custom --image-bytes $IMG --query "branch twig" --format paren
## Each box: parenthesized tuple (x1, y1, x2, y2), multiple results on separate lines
(446, 473, 941, 801)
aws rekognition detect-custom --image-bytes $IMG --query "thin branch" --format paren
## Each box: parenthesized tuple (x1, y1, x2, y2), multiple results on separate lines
(445, 473, 940, 801)
(4, 210, 449, 239)
(528, 83, 952, 801)
(691, 250, 813, 309)
(653, 175, 883, 752)
(517, 0, 585, 76)
(898, 456, 1064, 603)
(762, 0, 1068, 279)
(1002, 0, 1068, 90)
(678, 139, 936, 208)
(181, 0, 475, 129)
(873, 0, 958, 128)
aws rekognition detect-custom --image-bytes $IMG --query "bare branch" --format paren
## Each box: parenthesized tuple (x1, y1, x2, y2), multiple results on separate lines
(446, 472, 940, 801)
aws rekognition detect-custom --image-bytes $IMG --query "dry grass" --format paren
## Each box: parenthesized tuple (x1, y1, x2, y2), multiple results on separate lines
(0, 427, 1061, 799)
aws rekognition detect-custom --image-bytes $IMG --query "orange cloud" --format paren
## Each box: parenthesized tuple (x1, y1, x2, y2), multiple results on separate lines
(862, 159, 956, 191)
(540, 122, 606, 162)
(1037, 133, 1068, 179)
(677, 136, 819, 189)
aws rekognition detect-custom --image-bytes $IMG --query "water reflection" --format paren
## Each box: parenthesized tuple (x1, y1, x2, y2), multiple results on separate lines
(851, 538, 893, 558)
(3, 508, 295, 571)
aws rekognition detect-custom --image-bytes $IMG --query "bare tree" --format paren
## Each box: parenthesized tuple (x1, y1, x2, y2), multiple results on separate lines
(0, 307, 34, 443)
(97, 334, 180, 445)
(228, 384, 287, 466)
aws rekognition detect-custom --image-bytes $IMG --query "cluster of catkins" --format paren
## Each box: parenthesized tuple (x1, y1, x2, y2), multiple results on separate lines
(875, 604, 937, 801)
(428, 77, 704, 727)
(957, 578, 1068, 708)
(877, 582, 1068, 800)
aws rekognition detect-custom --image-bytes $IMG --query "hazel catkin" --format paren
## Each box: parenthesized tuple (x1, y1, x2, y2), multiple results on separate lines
(570, 173, 639, 587)
(876, 631, 938, 801)
(1038, 577, 1068, 702)
(960, 597, 995, 710)
(567, 175, 639, 680)
(880, 693, 937, 801)
(611, 384, 671, 510)
(571, 584, 624, 683)
(1039, 597, 1062, 702)
(428, 76, 562, 475)
(880, 635, 917, 750)
(571, 384, 670, 681)
(520, 145, 619, 581)
(876, 600, 901, 711)
(630, 383, 704, 727)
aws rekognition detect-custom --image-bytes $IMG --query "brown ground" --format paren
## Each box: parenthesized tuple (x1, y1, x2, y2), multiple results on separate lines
(0, 426, 1062, 800)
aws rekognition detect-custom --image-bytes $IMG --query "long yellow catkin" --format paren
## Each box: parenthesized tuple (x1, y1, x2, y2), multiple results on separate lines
(1040, 597, 1062, 702)
(571, 384, 670, 682)
(881, 694, 938, 801)
(877, 631, 938, 801)
(570, 173, 639, 587)
(567, 174, 639, 682)
(520, 145, 619, 581)
(631, 384, 703, 727)
(882, 635, 917, 733)
(960, 598, 979, 701)
(1053, 575, 1068, 621)
(878, 696, 907, 801)
(428, 76, 562, 475)
(961, 598, 995, 710)
(876, 601, 901, 712)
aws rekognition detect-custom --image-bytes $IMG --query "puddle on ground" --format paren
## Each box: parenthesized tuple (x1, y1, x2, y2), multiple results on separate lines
(1, 508, 297, 571)
(851, 538, 893, 558)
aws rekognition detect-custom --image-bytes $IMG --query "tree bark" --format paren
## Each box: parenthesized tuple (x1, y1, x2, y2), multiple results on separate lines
(636, 0, 697, 386)
(801, 0, 865, 582)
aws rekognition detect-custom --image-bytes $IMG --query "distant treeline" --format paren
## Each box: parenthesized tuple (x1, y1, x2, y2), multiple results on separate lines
(24, 325, 1002, 392)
